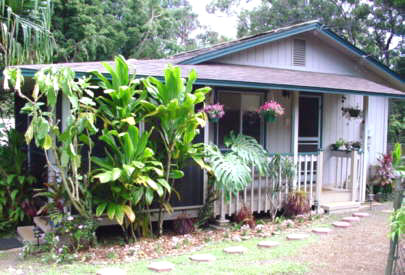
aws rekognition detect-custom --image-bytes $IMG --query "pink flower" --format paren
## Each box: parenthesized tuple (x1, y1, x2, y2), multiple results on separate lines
(258, 100, 284, 116)
(202, 103, 225, 120)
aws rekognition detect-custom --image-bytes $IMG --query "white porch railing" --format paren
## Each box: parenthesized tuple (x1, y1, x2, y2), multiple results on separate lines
(329, 150, 364, 201)
(215, 151, 324, 219)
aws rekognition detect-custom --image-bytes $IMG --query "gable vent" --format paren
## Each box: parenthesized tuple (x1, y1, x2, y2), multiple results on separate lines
(293, 39, 306, 66)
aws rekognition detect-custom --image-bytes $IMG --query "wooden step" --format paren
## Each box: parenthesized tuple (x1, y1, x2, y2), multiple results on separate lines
(321, 190, 352, 204)
(320, 201, 361, 214)
(33, 216, 52, 233)
(17, 226, 45, 244)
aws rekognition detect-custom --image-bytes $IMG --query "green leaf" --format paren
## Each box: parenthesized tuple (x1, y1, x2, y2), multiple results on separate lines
(94, 171, 113, 183)
(107, 203, 116, 220)
(25, 122, 34, 144)
(111, 168, 121, 181)
(122, 205, 135, 222)
(169, 170, 184, 179)
(43, 135, 52, 150)
(145, 189, 154, 205)
(96, 202, 107, 216)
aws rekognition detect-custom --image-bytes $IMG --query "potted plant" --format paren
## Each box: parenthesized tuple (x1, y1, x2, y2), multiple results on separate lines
(203, 103, 225, 123)
(258, 100, 284, 123)
(331, 138, 346, 151)
(342, 106, 362, 118)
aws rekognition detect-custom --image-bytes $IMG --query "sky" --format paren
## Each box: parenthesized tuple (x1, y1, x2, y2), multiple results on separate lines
(188, 0, 261, 39)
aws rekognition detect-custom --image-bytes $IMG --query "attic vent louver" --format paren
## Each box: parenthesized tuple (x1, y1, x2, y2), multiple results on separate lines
(293, 39, 306, 66)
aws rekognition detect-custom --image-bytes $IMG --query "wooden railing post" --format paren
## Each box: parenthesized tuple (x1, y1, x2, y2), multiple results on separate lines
(350, 150, 358, 202)
(315, 150, 324, 204)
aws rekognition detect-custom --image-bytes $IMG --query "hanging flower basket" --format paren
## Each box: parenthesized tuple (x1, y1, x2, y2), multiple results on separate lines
(341, 107, 362, 119)
(263, 112, 277, 123)
(202, 103, 225, 123)
(258, 100, 284, 123)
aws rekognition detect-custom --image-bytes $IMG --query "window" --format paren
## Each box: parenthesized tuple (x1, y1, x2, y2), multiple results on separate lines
(216, 91, 264, 147)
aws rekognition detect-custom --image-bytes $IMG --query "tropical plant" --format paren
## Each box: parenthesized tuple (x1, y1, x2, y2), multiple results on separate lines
(4, 66, 98, 219)
(0, 129, 36, 232)
(92, 125, 170, 239)
(205, 132, 271, 195)
(375, 153, 395, 186)
(0, 0, 54, 67)
(267, 154, 296, 220)
(143, 65, 211, 235)
(390, 206, 405, 240)
(282, 191, 311, 218)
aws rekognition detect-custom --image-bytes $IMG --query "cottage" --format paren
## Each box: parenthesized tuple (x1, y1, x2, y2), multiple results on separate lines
(15, 21, 405, 222)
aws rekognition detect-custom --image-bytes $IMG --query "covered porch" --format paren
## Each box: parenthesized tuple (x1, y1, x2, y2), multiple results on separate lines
(208, 89, 373, 219)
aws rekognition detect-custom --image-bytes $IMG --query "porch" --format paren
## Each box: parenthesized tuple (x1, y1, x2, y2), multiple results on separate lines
(208, 89, 372, 219)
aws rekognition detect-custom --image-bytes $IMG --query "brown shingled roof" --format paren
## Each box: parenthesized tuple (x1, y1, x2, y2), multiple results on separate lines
(19, 59, 404, 97)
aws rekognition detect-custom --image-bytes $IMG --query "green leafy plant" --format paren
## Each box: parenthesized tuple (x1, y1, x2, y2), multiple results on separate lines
(390, 206, 405, 240)
(0, 129, 36, 232)
(205, 132, 271, 196)
(92, 125, 170, 239)
(4, 66, 98, 219)
(143, 65, 211, 235)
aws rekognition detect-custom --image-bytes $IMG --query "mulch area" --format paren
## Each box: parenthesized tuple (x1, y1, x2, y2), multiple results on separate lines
(0, 238, 22, 251)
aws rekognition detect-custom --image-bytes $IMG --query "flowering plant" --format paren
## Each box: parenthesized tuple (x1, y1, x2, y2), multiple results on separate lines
(203, 103, 225, 122)
(258, 100, 284, 122)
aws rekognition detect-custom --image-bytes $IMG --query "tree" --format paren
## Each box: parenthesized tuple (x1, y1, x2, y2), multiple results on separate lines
(0, 0, 54, 67)
(207, 0, 404, 68)
(51, 0, 201, 62)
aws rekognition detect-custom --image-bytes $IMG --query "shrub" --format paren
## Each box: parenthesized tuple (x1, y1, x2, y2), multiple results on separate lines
(234, 205, 255, 229)
(282, 191, 310, 217)
(172, 214, 195, 235)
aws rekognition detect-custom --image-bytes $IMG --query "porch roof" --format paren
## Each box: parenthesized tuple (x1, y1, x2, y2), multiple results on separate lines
(18, 59, 405, 98)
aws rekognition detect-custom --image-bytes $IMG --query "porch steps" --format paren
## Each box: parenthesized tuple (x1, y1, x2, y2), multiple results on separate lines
(320, 201, 361, 214)
(16, 226, 45, 244)
(320, 189, 352, 204)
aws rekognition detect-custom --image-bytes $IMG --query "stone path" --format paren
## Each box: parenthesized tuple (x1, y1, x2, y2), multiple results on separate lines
(146, 210, 373, 273)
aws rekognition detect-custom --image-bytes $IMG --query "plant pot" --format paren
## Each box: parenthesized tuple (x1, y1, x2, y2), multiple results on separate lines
(263, 112, 276, 123)
(348, 109, 361, 117)
(209, 117, 219, 123)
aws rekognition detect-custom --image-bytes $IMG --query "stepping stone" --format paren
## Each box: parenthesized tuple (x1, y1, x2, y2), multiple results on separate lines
(332, 221, 351, 228)
(353, 212, 370, 218)
(312, 228, 332, 234)
(96, 267, 126, 275)
(189, 254, 216, 262)
(287, 233, 309, 240)
(341, 216, 360, 222)
(223, 246, 247, 254)
(148, 261, 175, 272)
(257, 241, 280, 248)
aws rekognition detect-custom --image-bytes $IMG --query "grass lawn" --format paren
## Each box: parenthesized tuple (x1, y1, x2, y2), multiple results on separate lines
(3, 233, 318, 275)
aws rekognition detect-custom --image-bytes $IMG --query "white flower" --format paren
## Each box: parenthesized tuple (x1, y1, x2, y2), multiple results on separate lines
(255, 224, 264, 230)
(58, 248, 63, 253)
(241, 224, 250, 231)
(78, 225, 84, 229)
(55, 236, 60, 242)
(67, 216, 74, 221)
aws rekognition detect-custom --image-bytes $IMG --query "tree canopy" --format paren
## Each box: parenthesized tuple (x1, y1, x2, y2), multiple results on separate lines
(51, 0, 222, 62)
(208, 0, 404, 69)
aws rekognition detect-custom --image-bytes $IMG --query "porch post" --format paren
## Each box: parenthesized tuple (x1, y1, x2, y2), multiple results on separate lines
(350, 150, 358, 202)
(361, 96, 369, 203)
(291, 91, 299, 190)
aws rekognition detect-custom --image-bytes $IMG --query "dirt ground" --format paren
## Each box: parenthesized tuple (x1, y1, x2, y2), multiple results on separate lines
(291, 202, 392, 275)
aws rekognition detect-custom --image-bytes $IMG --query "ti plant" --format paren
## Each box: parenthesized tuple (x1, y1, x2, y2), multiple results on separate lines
(92, 125, 170, 240)
(4, 66, 97, 219)
(143, 65, 211, 235)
